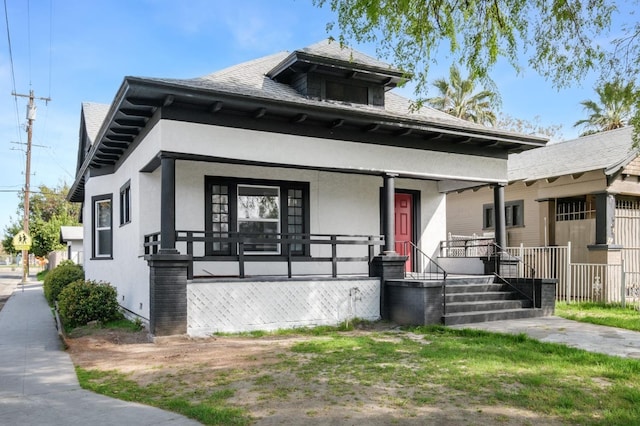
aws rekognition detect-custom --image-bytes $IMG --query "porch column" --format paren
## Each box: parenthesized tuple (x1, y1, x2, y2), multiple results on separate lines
(594, 192, 615, 245)
(383, 173, 397, 254)
(160, 155, 177, 253)
(493, 184, 507, 249)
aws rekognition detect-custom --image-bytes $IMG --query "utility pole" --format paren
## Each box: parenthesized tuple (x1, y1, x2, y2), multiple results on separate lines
(12, 89, 51, 283)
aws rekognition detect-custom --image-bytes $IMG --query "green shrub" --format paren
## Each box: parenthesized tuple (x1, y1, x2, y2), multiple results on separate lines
(58, 280, 121, 328)
(43, 262, 84, 305)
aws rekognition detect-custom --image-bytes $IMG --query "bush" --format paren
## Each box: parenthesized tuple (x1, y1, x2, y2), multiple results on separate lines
(43, 262, 84, 305)
(57, 280, 121, 328)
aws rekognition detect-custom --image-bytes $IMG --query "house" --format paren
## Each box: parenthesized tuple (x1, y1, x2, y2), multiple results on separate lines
(68, 40, 547, 336)
(59, 226, 84, 266)
(447, 126, 640, 269)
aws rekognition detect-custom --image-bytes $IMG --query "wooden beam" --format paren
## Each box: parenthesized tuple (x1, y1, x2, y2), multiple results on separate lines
(291, 113, 307, 123)
(126, 97, 164, 107)
(105, 134, 134, 142)
(103, 140, 129, 149)
(395, 128, 412, 137)
(210, 101, 223, 113)
(110, 127, 139, 135)
(163, 95, 175, 107)
(254, 107, 267, 119)
(330, 119, 344, 129)
(120, 108, 154, 118)
(114, 118, 146, 127)
(572, 172, 585, 180)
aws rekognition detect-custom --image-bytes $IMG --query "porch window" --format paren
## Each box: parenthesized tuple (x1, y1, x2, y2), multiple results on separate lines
(237, 185, 280, 253)
(483, 200, 524, 229)
(92, 195, 112, 258)
(205, 177, 309, 257)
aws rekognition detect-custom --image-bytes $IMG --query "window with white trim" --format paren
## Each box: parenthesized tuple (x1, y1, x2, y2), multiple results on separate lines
(93, 195, 112, 258)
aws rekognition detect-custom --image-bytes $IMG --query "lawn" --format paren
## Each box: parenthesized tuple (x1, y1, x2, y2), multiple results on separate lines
(556, 302, 640, 332)
(70, 322, 640, 425)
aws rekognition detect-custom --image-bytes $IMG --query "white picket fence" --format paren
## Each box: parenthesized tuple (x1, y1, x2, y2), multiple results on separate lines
(507, 243, 638, 306)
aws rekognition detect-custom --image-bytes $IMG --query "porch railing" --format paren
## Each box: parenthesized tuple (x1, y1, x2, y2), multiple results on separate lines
(439, 236, 494, 257)
(399, 240, 448, 313)
(144, 231, 385, 279)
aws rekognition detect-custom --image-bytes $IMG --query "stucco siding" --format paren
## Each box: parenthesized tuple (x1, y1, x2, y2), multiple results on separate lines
(160, 120, 506, 183)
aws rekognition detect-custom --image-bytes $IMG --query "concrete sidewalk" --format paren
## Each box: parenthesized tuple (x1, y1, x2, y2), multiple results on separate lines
(451, 315, 640, 358)
(0, 271, 200, 425)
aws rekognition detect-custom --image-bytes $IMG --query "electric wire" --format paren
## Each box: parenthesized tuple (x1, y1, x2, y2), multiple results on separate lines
(3, 0, 23, 144)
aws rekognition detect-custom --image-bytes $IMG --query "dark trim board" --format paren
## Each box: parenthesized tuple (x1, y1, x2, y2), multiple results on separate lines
(203, 175, 311, 257)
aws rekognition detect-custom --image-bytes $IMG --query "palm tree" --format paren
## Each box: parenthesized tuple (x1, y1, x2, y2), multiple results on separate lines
(574, 79, 636, 135)
(426, 65, 498, 126)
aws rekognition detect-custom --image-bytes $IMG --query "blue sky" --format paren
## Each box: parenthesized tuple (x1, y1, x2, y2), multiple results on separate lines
(0, 0, 632, 235)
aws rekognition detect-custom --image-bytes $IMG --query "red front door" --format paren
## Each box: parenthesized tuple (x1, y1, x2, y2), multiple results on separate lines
(394, 192, 413, 272)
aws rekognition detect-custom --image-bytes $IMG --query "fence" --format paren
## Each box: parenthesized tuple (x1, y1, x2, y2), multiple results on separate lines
(505, 243, 640, 306)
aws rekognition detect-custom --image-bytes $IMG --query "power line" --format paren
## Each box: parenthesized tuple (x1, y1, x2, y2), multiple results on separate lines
(3, 0, 22, 144)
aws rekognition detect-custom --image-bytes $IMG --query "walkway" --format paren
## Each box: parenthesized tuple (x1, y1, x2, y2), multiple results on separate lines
(451, 315, 640, 359)
(0, 271, 200, 425)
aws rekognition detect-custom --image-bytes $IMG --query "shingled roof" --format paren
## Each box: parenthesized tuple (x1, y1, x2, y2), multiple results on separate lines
(70, 40, 548, 202)
(508, 126, 637, 182)
(141, 40, 542, 140)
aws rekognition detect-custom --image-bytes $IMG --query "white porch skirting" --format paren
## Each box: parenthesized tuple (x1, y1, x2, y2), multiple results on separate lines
(187, 278, 381, 336)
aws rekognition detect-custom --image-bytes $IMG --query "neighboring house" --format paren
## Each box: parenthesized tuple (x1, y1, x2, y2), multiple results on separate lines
(68, 40, 545, 336)
(447, 127, 640, 267)
(60, 225, 84, 265)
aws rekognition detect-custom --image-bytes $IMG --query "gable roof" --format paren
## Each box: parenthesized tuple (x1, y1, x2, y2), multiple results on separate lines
(69, 40, 548, 202)
(508, 126, 637, 182)
(81, 102, 110, 145)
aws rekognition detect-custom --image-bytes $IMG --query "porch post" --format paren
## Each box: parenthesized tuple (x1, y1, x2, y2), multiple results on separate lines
(594, 192, 615, 245)
(146, 154, 189, 337)
(384, 173, 397, 254)
(160, 155, 177, 253)
(493, 184, 507, 249)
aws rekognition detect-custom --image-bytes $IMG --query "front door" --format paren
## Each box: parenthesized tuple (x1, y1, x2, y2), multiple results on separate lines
(394, 192, 413, 272)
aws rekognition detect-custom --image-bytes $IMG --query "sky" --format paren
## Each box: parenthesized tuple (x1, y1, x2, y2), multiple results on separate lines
(0, 0, 635, 235)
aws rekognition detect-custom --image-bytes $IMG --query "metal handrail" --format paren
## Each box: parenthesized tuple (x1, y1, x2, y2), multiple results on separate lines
(439, 237, 494, 257)
(490, 243, 537, 308)
(400, 241, 449, 315)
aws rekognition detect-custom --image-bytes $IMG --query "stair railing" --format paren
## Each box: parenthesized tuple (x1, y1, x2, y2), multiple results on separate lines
(400, 241, 449, 315)
(489, 243, 537, 308)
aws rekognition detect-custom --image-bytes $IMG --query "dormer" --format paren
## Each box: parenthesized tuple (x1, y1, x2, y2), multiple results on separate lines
(266, 41, 406, 107)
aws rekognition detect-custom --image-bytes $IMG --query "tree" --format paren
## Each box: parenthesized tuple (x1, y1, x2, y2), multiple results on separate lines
(426, 64, 498, 125)
(496, 114, 564, 141)
(574, 79, 637, 135)
(313, 0, 640, 142)
(2, 183, 80, 256)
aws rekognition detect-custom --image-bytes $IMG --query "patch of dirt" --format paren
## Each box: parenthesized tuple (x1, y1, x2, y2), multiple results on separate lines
(66, 325, 565, 426)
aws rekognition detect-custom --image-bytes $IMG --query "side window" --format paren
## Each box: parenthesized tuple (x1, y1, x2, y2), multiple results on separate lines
(483, 200, 524, 229)
(119, 180, 131, 226)
(93, 195, 112, 258)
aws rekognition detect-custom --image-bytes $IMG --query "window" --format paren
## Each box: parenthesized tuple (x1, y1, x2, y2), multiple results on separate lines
(483, 200, 524, 229)
(325, 80, 369, 104)
(206, 177, 309, 257)
(237, 185, 280, 253)
(92, 195, 112, 258)
(556, 196, 595, 221)
(119, 180, 131, 226)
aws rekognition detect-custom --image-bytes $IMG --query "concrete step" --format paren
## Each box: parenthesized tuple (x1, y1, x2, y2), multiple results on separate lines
(443, 308, 545, 326)
(445, 291, 521, 303)
(446, 275, 495, 286)
(446, 283, 506, 294)
(445, 299, 529, 314)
